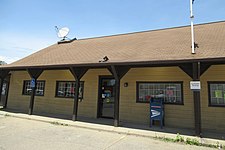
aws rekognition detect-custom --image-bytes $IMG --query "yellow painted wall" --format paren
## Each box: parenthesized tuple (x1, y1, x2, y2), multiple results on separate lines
(7, 66, 195, 129)
(201, 64, 225, 132)
(7, 69, 111, 118)
(7, 71, 30, 112)
(8, 66, 225, 132)
(120, 67, 194, 129)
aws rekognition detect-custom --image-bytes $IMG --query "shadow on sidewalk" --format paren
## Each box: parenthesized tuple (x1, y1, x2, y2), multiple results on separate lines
(1, 108, 224, 141)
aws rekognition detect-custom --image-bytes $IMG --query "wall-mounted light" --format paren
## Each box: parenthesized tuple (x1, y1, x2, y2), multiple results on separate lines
(124, 82, 128, 87)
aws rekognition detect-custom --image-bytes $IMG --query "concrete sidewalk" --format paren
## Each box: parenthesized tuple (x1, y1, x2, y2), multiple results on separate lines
(0, 109, 224, 147)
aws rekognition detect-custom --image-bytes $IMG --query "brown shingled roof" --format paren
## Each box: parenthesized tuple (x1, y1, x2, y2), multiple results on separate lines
(2, 21, 225, 69)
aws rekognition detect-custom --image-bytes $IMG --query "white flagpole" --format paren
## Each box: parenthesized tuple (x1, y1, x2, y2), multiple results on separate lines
(190, 0, 195, 54)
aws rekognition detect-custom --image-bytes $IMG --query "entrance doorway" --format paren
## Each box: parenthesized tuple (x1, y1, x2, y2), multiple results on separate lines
(0, 76, 10, 107)
(98, 76, 115, 118)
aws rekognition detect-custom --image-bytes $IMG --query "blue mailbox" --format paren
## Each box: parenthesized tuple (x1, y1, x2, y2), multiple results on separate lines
(150, 97, 164, 129)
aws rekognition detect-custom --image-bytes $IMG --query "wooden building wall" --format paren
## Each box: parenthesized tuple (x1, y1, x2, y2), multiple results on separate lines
(7, 69, 111, 118)
(120, 67, 194, 129)
(6, 65, 225, 132)
(201, 64, 225, 132)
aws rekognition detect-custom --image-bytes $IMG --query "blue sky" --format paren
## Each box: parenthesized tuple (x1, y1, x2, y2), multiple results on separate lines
(0, 0, 225, 63)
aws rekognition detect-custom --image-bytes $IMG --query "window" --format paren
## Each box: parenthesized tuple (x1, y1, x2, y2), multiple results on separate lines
(1, 82, 7, 96)
(137, 82, 183, 104)
(55, 81, 84, 99)
(208, 82, 225, 107)
(22, 80, 45, 96)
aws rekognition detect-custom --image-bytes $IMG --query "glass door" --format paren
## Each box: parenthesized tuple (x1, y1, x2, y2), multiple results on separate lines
(98, 77, 115, 118)
(0, 77, 10, 107)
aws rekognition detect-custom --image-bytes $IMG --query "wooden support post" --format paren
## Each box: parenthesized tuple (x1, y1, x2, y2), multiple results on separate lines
(28, 79, 36, 115)
(72, 79, 80, 121)
(109, 65, 130, 127)
(0, 77, 4, 104)
(0, 70, 9, 104)
(27, 69, 43, 115)
(192, 62, 202, 136)
(114, 78, 120, 127)
(179, 63, 193, 78)
(69, 67, 88, 121)
(179, 62, 212, 136)
(200, 63, 211, 76)
(179, 62, 211, 78)
(3, 75, 11, 108)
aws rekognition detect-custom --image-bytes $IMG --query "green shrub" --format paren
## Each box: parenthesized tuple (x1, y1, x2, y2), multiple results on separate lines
(174, 133, 184, 142)
(186, 138, 200, 146)
(155, 133, 223, 149)
(51, 121, 68, 126)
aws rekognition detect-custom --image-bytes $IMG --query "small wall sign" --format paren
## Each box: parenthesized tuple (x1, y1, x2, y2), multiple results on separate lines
(190, 81, 201, 90)
(30, 78, 36, 88)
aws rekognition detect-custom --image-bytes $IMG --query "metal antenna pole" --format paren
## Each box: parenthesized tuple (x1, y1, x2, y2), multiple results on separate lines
(190, 0, 195, 54)
(55, 26, 59, 32)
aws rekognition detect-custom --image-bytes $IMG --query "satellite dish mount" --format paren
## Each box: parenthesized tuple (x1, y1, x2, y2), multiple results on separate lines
(55, 26, 70, 40)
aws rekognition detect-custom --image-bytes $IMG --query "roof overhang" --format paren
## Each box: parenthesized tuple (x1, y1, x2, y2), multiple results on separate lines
(1, 57, 225, 71)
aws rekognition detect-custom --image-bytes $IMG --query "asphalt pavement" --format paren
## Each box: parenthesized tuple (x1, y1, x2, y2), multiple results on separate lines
(0, 116, 216, 150)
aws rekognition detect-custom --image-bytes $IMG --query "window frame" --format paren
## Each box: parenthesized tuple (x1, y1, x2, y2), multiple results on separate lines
(22, 80, 45, 96)
(208, 81, 225, 107)
(136, 81, 184, 105)
(1, 82, 7, 96)
(55, 81, 84, 99)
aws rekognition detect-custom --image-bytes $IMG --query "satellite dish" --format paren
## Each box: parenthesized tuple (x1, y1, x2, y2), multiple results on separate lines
(56, 27, 70, 39)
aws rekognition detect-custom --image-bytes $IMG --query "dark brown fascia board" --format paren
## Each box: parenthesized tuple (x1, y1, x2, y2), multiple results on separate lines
(1, 57, 225, 71)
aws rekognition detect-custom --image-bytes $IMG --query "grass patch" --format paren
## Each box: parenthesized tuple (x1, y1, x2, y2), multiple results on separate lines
(51, 121, 69, 126)
(4, 113, 10, 117)
(186, 137, 200, 146)
(155, 133, 184, 143)
(154, 133, 223, 149)
(174, 133, 185, 142)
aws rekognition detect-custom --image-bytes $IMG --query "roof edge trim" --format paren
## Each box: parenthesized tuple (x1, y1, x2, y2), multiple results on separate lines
(1, 57, 225, 70)
(75, 20, 225, 41)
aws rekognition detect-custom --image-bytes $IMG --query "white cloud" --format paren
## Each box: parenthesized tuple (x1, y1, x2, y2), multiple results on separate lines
(0, 31, 57, 64)
(0, 55, 20, 64)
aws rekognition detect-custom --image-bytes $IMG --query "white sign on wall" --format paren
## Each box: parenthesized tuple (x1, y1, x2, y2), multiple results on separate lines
(190, 81, 201, 90)
(30, 78, 36, 88)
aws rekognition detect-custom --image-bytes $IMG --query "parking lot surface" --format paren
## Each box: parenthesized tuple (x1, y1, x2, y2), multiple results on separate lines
(0, 116, 214, 150)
